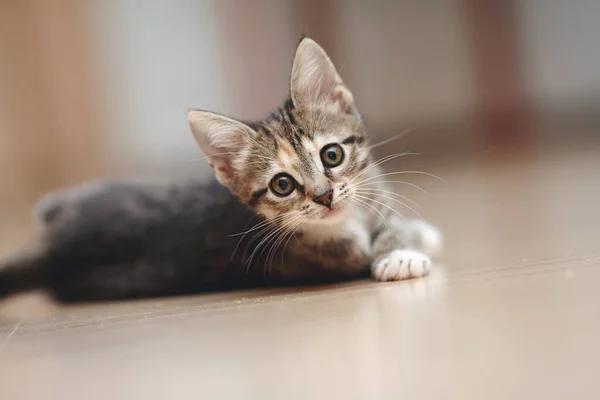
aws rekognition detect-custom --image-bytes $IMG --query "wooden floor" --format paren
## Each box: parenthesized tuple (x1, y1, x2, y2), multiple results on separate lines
(1, 142, 600, 399)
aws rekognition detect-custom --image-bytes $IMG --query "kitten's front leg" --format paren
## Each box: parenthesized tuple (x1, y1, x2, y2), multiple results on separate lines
(370, 217, 442, 282)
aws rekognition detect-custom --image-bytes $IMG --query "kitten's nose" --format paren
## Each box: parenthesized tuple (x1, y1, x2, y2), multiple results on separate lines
(313, 190, 333, 209)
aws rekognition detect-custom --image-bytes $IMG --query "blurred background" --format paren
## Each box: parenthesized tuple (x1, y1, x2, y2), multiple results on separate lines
(1, 0, 600, 251)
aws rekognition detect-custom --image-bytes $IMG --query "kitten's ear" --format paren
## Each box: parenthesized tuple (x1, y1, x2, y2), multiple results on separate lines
(290, 38, 356, 114)
(188, 110, 254, 188)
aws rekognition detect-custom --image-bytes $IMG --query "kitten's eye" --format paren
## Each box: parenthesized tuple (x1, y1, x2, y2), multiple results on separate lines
(320, 143, 345, 168)
(270, 173, 296, 197)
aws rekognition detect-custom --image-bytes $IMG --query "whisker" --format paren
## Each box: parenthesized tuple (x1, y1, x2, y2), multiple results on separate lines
(352, 196, 388, 227)
(280, 219, 304, 267)
(244, 225, 280, 273)
(248, 215, 302, 269)
(229, 212, 292, 237)
(369, 129, 413, 150)
(229, 220, 282, 260)
(355, 189, 426, 220)
(240, 212, 299, 271)
(269, 218, 304, 277)
(259, 216, 304, 278)
(264, 217, 300, 272)
(353, 194, 407, 223)
(354, 187, 426, 213)
(231, 211, 298, 261)
(353, 180, 427, 193)
(356, 170, 447, 185)
(346, 152, 420, 186)
(242, 222, 281, 273)
(229, 214, 261, 261)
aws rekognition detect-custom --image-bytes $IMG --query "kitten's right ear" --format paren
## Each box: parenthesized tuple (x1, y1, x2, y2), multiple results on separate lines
(188, 110, 254, 188)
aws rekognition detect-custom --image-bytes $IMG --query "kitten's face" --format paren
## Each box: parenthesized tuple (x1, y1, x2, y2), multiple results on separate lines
(189, 38, 369, 227)
(239, 104, 368, 226)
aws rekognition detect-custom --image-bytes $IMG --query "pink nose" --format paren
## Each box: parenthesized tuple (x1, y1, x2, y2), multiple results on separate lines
(313, 190, 333, 209)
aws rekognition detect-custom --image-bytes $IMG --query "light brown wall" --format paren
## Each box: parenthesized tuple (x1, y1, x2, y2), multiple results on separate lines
(0, 0, 108, 220)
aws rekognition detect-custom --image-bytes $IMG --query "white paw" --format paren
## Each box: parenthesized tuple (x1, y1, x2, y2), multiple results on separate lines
(372, 250, 432, 282)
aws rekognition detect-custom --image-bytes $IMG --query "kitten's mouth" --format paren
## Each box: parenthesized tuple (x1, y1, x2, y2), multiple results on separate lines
(324, 208, 339, 218)
(320, 204, 345, 219)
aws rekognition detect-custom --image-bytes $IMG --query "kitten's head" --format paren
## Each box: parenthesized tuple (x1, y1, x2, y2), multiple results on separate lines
(188, 38, 369, 226)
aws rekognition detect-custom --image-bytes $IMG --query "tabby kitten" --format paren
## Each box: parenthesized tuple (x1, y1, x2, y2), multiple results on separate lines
(0, 38, 441, 302)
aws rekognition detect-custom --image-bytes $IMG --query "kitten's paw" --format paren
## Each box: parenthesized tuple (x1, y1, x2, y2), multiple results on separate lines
(372, 250, 431, 282)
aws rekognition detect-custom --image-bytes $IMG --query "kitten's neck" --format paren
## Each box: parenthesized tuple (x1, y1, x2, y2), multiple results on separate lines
(295, 206, 362, 242)
(298, 219, 344, 237)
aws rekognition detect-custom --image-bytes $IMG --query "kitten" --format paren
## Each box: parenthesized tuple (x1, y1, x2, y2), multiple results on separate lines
(0, 38, 442, 302)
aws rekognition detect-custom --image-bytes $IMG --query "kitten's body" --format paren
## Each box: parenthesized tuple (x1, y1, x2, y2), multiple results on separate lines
(0, 38, 442, 303)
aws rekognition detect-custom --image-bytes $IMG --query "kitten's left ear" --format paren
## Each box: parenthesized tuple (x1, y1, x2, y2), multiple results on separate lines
(188, 110, 254, 188)
(290, 38, 356, 114)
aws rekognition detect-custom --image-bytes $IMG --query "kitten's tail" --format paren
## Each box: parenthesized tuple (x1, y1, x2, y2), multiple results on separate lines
(0, 243, 47, 299)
